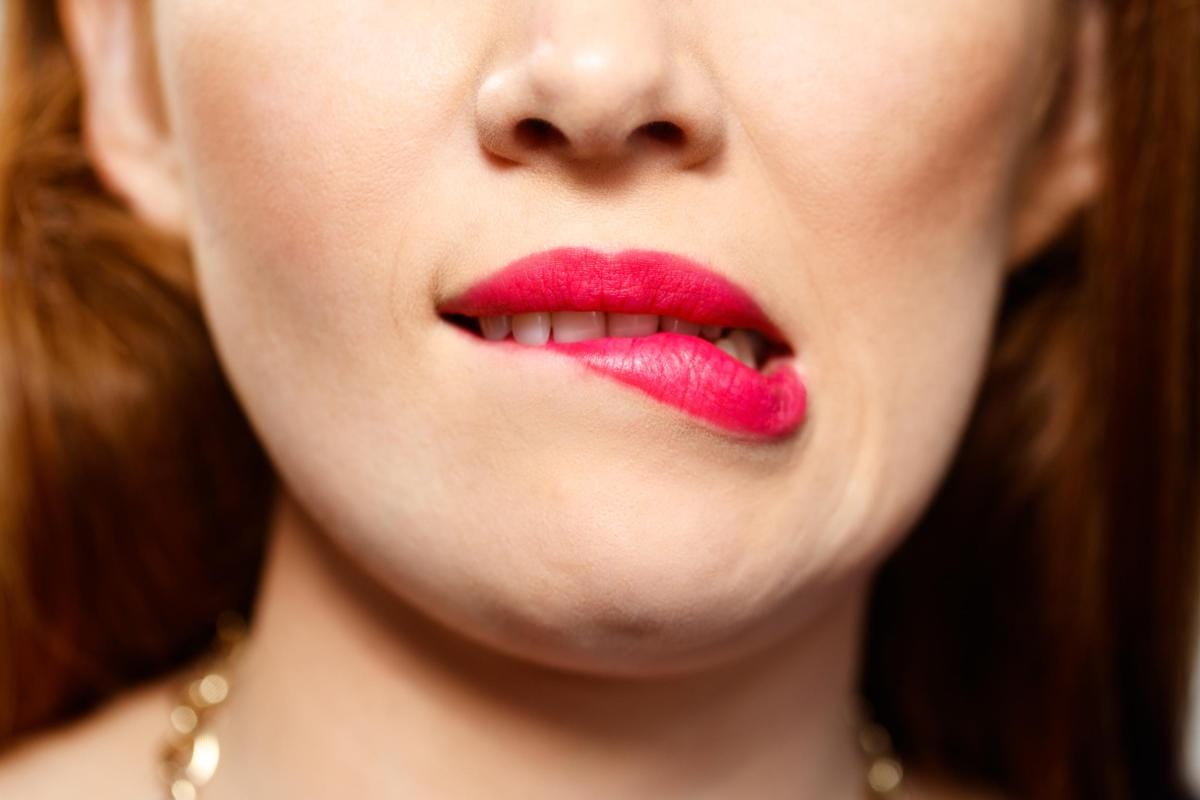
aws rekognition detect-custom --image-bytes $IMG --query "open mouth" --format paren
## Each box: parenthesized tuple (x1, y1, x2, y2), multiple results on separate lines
(439, 310, 791, 372)
(437, 246, 807, 440)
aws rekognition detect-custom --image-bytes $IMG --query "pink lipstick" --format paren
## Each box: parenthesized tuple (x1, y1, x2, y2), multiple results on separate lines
(438, 247, 807, 440)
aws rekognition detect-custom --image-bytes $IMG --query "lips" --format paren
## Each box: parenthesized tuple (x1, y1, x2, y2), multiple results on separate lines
(437, 247, 807, 440)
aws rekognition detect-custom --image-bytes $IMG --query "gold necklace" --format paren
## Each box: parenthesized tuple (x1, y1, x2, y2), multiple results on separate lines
(158, 612, 906, 799)
(158, 611, 247, 800)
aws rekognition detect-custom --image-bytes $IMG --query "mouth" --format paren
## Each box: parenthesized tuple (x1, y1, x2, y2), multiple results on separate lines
(437, 247, 807, 440)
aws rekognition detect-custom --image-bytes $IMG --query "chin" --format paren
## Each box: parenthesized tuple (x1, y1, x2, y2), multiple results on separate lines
(322, 491, 864, 679)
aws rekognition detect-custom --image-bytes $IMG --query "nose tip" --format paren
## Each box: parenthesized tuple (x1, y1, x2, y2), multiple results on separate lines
(475, 7, 724, 170)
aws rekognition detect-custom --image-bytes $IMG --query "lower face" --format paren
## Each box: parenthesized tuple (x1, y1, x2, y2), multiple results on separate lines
(152, 1, 1052, 675)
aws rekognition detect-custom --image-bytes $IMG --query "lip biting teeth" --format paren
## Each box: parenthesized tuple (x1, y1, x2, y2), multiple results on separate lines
(470, 311, 770, 371)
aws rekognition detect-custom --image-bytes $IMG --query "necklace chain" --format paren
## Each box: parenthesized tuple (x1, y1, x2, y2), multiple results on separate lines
(158, 611, 906, 799)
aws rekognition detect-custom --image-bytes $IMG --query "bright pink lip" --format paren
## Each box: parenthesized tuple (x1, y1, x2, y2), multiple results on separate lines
(438, 247, 807, 440)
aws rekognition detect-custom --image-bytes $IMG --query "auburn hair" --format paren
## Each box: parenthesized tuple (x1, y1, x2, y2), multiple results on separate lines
(0, 3, 1196, 799)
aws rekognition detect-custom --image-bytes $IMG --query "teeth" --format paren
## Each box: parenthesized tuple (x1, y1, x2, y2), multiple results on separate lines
(660, 316, 701, 336)
(607, 313, 660, 337)
(476, 311, 774, 369)
(511, 312, 551, 345)
(715, 337, 741, 361)
(715, 332, 756, 369)
(726, 329, 759, 369)
(748, 330, 767, 364)
(480, 315, 511, 341)
(552, 310, 606, 343)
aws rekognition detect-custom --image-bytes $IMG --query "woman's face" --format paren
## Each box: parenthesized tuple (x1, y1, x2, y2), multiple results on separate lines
(134, 1, 1077, 673)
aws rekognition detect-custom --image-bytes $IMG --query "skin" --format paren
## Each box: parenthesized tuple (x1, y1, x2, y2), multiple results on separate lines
(0, 1, 1105, 797)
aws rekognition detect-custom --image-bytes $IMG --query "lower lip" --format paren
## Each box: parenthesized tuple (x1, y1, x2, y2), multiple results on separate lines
(456, 328, 808, 440)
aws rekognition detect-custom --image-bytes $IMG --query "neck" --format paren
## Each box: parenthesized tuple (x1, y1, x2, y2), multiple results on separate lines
(205, 492, 874, 799)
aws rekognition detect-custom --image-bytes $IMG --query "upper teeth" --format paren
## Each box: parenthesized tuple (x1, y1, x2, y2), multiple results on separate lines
(476, 312, 766, 370)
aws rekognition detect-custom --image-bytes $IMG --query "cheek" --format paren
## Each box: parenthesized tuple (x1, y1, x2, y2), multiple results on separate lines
(715, 3, 1049, 530)
(156, 3, 487, 348)
(723, 2, 1044, 245)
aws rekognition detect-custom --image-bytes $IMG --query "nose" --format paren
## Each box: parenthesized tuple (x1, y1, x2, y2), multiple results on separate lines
(475, 1, 725, 171)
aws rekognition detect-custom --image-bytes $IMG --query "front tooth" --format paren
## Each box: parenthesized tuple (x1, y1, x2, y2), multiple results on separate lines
(660, 316, 701, 336)
(480, 315, 511, 341)
(552, 310, 606, 343)
(512, 312, 551, 345)
(727, 329, 758, 369)
(607, 313, 659, 337)
(700, 324, 723, 341)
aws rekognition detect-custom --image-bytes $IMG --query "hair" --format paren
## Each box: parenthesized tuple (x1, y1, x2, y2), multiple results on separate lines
(0, 2, 1196, 799)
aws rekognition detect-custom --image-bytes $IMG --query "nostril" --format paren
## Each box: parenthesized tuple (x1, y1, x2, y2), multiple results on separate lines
(514, 118, 567, 149)
(635, 120, 685, 147)
(512, 118, 686, 155)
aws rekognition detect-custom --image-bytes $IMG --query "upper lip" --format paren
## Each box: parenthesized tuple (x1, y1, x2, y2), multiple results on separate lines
(436, 246, 792, 349)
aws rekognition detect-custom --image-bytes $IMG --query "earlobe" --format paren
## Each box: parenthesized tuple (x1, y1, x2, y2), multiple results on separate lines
(57, 0, 188, 238)
(1006, 1, 1107, 269)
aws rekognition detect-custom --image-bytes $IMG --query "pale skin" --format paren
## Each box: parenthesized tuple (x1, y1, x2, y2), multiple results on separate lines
(0, 1, 1105, 798)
